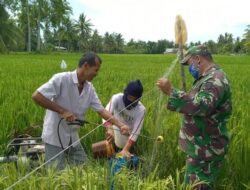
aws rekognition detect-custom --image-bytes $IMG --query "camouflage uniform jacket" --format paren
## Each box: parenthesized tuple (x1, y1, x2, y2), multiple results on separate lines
(167, 65, 232, 161)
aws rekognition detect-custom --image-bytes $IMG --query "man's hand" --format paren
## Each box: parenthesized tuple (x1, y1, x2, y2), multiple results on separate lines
(61, 110, 76, 122)
(117, 149, 132, 158)
(120, 125, 130, 136)
(156, 78, 173, 96)
(106, 128, 114, 143)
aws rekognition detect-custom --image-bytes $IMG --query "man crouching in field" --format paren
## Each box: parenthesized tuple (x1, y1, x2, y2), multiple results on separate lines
(103, 80, 145, 157)
(157, 45, 232, 190)
(32, 52, 130, 170)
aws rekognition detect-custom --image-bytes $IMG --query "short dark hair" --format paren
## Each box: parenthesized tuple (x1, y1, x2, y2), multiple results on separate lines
(78, 51, 102, 67)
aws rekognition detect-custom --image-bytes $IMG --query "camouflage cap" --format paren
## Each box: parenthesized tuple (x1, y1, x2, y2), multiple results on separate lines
(181, 45, 210, 65)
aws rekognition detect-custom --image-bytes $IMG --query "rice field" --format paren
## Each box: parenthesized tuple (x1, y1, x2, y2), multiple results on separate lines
(0, 53, 249, 189)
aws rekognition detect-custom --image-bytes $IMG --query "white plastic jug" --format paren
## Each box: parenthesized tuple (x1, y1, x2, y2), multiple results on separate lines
(60, 59, 67, 70)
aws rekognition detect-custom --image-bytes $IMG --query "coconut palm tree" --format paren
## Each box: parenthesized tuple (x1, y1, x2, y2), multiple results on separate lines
(50, 0, 72, 48)
(4, 0, 33, 52)
(33, 0, 50, 51)
(217, 32, 234, 53)
(89, 30, 103, 53)
(103, 32, 115, 53)
(75, 13, 93, 52)
(114, 33, 124, 53)
(60, 17, 78, 51)
(243, 25, 250, 54)
(0, 2, 22, 52)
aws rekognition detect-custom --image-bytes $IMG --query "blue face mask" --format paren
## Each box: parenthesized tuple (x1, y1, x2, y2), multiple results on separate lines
(189, 62, 200, 79)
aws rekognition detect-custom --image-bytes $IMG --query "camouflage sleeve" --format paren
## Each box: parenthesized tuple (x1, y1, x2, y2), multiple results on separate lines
(167, 78, 225, 116)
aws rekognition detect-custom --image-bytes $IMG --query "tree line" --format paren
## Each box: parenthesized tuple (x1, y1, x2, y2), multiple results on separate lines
(1, 0, 250, 54)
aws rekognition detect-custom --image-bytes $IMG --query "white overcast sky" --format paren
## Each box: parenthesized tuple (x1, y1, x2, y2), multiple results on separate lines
(69, 0, 249, 43)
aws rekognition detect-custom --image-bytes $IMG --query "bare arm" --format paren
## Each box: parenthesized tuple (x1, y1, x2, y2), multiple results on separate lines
(98, 109, 130, 135)
(32, 91, 76, 122)
(117, 140, 134, 157)
(119, 111, 145, 157)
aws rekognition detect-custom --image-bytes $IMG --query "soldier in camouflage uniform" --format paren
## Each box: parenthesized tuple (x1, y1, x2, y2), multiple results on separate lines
(156, 45, 232, 190)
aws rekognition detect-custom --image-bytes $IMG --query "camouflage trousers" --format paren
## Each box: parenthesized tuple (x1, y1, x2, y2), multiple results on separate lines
(184, 155, 225, 189)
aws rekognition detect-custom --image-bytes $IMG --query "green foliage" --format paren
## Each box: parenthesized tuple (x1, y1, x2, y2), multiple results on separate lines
(75, 13, 93, 52)
(0, 3, 23, 52)
(217, 33, 234, 54)
(243, 25, 250, 54)
(2, 1, 249, 54)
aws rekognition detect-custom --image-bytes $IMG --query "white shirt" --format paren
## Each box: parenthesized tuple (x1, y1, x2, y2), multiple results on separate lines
(103, 93, 145, 148)
(37, 70, 104, 148)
